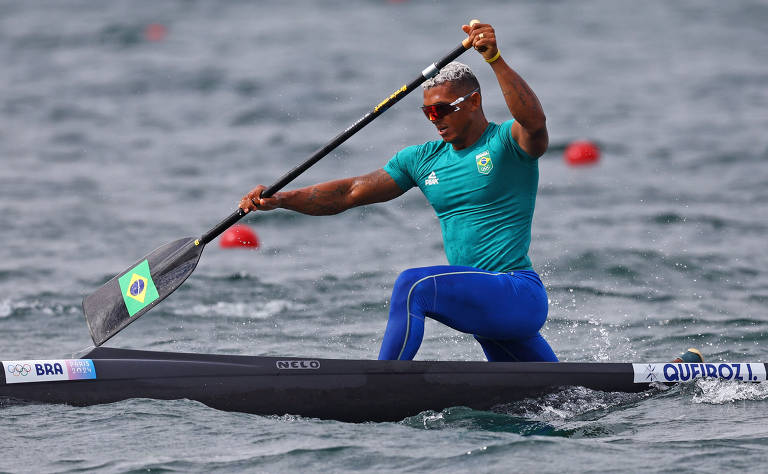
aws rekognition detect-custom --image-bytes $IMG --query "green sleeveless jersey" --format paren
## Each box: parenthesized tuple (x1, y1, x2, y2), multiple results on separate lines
(383, 120, 538, 272)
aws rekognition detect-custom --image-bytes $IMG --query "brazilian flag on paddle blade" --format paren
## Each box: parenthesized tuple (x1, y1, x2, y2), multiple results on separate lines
(118, 259, 160, 316)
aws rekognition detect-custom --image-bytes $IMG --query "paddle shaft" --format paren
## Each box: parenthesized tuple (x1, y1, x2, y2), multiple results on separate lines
(84, 23, 482, 346)
(199, 40, 474, 245)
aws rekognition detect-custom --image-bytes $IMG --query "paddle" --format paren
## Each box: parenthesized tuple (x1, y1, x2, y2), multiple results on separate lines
(83, 21, 480, 346)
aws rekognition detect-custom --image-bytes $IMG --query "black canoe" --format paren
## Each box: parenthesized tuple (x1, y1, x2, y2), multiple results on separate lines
(2, 347, 765, 422)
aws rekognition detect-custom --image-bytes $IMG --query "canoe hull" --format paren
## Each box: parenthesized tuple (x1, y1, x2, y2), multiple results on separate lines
(0, 347, 689, 422)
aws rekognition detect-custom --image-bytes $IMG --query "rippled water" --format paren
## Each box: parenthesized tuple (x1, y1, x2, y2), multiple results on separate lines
(2, 0, 768, 472)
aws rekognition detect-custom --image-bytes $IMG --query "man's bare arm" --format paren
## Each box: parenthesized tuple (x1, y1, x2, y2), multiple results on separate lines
(493, 58, 549, 158)
(239, 169, 404, 216)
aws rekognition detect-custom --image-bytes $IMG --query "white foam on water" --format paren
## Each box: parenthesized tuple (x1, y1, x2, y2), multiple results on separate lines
(185, 299, 305, 320)
(497, 386, 646, 422)
(0, 299, 11, 318)
(0, 298, 79, 318)
(692, 379, 768, 404)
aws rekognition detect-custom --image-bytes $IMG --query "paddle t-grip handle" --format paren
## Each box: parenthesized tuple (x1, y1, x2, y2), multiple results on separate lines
(461, 19, 481, 49)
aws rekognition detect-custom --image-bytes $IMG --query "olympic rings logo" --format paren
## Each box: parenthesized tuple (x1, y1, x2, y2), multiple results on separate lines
(7, 364, 32, 376)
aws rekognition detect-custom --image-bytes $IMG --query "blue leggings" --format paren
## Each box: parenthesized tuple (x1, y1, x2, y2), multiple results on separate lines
(378, 266, 558, 362)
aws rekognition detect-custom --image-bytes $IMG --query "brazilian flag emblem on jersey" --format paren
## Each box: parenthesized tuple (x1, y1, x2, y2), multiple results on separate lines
(476, 151, 493, 175)
(118, 259, 159, 316)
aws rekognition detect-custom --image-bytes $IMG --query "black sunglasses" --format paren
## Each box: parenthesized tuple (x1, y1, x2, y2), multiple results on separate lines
(421, 88, 480, 121)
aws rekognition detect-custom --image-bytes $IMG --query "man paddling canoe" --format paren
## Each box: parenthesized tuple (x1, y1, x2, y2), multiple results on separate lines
(240, 22, 557, 362)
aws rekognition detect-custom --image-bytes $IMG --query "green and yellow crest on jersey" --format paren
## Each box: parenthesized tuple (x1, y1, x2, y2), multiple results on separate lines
(476, 151, 493, 175)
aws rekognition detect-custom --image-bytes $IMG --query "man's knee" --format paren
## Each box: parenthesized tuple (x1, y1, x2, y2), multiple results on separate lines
(391, 267, 437, 309)
(393, 267, 432, 292)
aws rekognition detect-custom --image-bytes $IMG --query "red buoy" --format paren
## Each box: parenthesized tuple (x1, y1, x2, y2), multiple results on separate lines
(564, 140, 600, 166)
(219, 225, 260, 249)
(144, 24, 168, 42)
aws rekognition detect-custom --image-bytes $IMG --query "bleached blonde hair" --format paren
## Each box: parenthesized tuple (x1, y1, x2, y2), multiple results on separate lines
(422, 61, 481, 94)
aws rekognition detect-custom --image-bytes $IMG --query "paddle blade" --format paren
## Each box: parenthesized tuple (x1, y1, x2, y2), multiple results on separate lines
(83, 237, 204, 346)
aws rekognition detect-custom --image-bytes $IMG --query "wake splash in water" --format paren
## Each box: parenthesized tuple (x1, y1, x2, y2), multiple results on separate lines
(691, 378, 768, 404)
(402, 378, 768, 437)
(402, 386, 649, 435)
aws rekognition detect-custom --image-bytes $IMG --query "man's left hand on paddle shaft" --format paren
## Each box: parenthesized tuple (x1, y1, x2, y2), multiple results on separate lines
(239, 185, 281, 214)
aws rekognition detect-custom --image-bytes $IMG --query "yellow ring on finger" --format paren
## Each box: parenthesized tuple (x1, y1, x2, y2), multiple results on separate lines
(479, 33, 484, 39)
